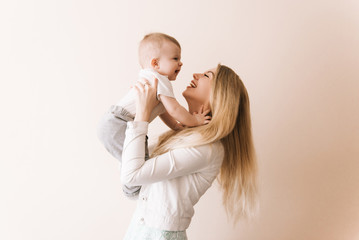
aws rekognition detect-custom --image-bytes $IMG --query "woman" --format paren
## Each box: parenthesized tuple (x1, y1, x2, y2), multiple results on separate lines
(102, 64, 258, 239)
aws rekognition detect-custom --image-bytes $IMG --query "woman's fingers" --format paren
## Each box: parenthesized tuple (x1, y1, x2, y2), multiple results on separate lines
(142, 79, 150, 88)
(133, 84, 140, 93)
(134, 77, 160, 122)
(134, 82, 145, 92)
(138, 77, 158, 88)
(153, 77, 158, 92)
(138, 78, 150, 90)
(137, 78, 158, 94)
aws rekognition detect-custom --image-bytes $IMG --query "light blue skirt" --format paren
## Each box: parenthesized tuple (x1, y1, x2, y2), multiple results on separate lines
(123, 210, 187, 240)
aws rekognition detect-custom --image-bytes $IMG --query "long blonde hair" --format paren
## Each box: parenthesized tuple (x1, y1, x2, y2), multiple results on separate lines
(151, 64, 258, 222)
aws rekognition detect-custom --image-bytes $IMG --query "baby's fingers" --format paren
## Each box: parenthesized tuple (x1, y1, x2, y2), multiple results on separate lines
(198, 105, 211, 116)
(203, 109, 211, 116)
(204, 115, 211, 124)
(198, 105, 204, 114)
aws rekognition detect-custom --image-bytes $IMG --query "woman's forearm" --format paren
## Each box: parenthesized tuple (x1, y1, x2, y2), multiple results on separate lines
(121, 120, 220, 185)
(134, 110, 151, 122)
(121, 121, 148, 185)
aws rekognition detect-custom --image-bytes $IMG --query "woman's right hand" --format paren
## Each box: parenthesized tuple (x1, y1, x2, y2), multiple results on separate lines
(134, 78, 159, 122)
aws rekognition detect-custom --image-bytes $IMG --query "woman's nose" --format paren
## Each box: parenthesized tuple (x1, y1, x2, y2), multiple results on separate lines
(193, 73, 201, 80)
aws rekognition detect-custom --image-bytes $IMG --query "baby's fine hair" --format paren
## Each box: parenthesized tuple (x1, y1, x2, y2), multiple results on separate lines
(138, 32, 181, 68)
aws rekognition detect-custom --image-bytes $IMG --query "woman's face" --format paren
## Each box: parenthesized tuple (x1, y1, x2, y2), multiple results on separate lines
(182, 68, 216, 108)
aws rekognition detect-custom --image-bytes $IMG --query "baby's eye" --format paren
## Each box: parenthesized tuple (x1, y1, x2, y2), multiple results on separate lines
(173, 58, 179, 60)
(204, 73, 209, 78)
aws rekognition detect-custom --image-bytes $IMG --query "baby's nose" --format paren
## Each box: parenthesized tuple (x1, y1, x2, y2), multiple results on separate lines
(179, 61, 183, 66)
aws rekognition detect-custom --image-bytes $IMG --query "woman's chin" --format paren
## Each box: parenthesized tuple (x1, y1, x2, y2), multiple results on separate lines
(183, 85, 195, 92)
(182, 88, 191, 98)
(182, 88, 197, 104)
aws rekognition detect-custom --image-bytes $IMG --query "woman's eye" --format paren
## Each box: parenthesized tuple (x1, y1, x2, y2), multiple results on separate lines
(204, 74, 209, 78)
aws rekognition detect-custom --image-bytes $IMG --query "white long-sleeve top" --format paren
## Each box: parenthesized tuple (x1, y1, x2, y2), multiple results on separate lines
(121, 121, 224, 231)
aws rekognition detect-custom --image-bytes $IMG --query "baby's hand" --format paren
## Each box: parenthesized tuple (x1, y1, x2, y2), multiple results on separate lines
(193, 105, 211, 126)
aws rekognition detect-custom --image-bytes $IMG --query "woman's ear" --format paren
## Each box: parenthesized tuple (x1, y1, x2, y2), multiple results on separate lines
(151, 58, 160, 70)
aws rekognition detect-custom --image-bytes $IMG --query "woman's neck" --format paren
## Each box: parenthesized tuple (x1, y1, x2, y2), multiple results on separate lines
(187, 101, 210, 114)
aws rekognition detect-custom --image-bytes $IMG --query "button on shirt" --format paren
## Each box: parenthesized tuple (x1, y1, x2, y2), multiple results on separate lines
(121, 121, 224, 231)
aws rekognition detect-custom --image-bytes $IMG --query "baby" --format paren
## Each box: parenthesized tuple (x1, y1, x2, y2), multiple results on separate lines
(98, 33, 208, 198)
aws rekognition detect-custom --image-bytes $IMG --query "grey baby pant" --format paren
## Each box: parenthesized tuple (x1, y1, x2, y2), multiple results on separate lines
(97, 105, 149, 199)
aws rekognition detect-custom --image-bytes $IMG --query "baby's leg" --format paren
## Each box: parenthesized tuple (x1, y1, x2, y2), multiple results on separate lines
(97, 105, 148, 199)
(97, 106, 127, 162)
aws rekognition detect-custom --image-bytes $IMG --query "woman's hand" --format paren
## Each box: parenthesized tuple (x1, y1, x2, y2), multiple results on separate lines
(134, 78, 159, 122)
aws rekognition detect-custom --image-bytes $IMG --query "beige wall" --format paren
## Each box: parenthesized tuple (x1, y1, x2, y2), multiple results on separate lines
(1, 0, 359, 239)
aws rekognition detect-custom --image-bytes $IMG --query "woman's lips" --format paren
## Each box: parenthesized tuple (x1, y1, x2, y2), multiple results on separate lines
(190, 80, 197, 88)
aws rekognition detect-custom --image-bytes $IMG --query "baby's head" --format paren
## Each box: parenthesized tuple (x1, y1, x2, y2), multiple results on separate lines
(139, 33, 183, 80)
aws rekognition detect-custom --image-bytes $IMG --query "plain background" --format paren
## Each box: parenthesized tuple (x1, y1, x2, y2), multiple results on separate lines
(1, 0, 359, 239)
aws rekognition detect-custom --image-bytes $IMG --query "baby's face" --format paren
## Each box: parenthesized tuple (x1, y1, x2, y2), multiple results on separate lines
(157, 41, 183, 80)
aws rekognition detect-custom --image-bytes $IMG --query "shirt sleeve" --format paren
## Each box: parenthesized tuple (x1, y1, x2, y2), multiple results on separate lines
(121, 121, 220, 186)
(155, 76, 175, 100)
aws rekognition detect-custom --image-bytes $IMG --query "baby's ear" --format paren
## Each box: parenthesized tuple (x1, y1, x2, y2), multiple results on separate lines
(151, 58, 160, 69)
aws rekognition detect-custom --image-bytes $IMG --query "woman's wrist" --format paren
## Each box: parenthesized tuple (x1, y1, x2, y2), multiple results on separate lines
(126, 121, 149, 134)
(134, 111, 151, 122)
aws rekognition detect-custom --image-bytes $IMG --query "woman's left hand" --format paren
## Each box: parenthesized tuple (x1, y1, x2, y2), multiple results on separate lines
(134, 78, 160, 122)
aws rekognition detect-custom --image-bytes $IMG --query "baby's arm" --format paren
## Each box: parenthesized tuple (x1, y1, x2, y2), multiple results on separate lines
(159, 95, 209, 127)
(159, 112, 184, 130)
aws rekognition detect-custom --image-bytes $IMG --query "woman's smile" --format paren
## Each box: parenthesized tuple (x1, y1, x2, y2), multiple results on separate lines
(188, 80, 197, 88)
